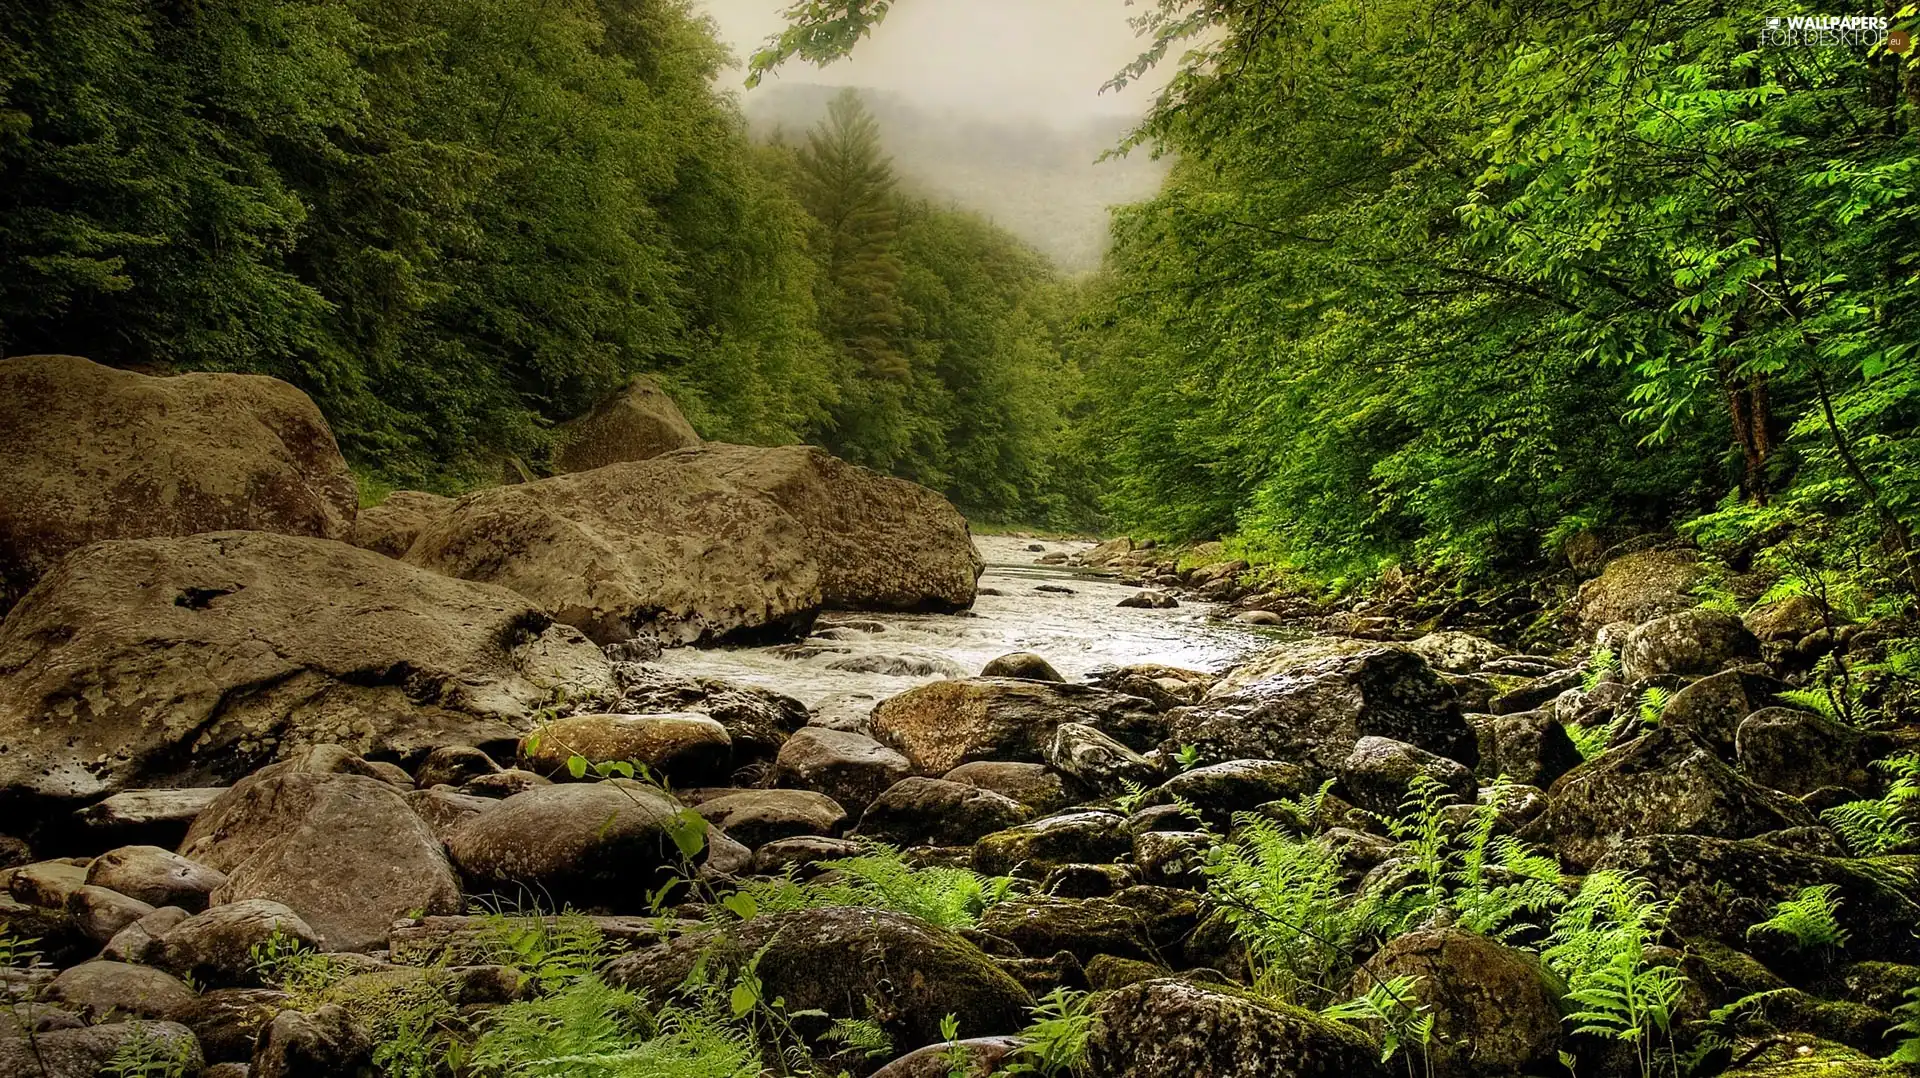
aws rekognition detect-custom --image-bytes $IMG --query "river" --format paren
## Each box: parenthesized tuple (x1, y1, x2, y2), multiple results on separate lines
(652, 534, 1278, 710)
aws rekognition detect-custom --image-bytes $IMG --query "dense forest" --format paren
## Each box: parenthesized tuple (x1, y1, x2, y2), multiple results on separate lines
(0, 0, 1093, 524)
(7, 0, 1920, 600)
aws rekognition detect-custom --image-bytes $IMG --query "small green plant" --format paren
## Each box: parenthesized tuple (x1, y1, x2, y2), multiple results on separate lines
(1322, 973, 1435, 1068)
(1176, 743, 1203, 771)
(1112, 779, 1151, 815)
(1543, 872, 1684, 1078)
(1564, 721, 1613, 761)
(1637, 686, 1671, 725)
(102, 1027, 197, 1078)
(1891, 983, 1920, 1063)
(1821, 753, 1919, 856)
(1745, 885, 1848, 959)
(1003, 987, 1096, 1076)
(939, 1013, 972, 1078)
(1582, 647, 1618, 693)
(723, 843, 1013, 930)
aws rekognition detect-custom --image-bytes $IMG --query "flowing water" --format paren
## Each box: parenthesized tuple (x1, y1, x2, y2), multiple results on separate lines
(652, 534, 1279, 708)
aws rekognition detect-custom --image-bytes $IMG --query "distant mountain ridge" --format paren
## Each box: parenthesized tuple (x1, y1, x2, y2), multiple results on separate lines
(743, 84, 1170, 272)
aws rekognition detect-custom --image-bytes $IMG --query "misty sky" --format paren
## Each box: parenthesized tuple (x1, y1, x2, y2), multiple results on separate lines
(696, 0, 1164, 122)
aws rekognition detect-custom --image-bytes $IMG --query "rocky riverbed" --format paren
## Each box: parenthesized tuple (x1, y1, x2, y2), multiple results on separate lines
(2, 355, 1918, 1078)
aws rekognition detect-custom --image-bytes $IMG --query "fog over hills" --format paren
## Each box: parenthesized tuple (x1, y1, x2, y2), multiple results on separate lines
(745, 84, 1170, 273)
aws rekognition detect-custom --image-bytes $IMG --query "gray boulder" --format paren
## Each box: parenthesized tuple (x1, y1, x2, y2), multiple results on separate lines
(1620, 609, 1761, 682)
(1340, 736, 1476, 816)
(871, 679, 1162, 776)
(693, 789, 847, 848)
(1533, 726, 1816, 870)
(772, 727, 912, 813)
(446, 780, 702, 910)
(1084, 979, 1387, 1078)
(856, 778, 1033, 847)
(151, 899, 321, 986)
(1352, 926, 1562, 1077)
(1045, 722, 1159, 795)
(179, 757, 462, 953)
(553, 374, 702, 473)
(980, 652, 1065, 682)
(0, 531, 615, 805)
(85, 846, 227, 912)
(406, 444, 981, 646)
(1567, 549, 1705, 638)
(0, 354, 356, 615)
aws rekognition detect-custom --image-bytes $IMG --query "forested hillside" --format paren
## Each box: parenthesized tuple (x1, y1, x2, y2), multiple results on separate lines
(0, 0, 1094, 524)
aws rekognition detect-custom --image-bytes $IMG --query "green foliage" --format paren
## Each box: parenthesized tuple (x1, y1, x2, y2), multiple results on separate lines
(1744, 885, 1849, 957)
(102, 1028, 197, 1078)
(1821, 753, 1920, 856)
(1891, 984, 1920, 1064)
(466, 977, 762, 1078)
(1002, 987, 1096, 1077)
(1565, 722, 1614, 763)
(1582, 648, 1619, 694)
(1543, 872, 1685, 1078)
(1321, 974, 1434, 1066)
(723, 843, 1012, 930)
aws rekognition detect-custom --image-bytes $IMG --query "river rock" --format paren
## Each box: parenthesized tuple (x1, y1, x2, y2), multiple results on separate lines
(1596, 834, 1920, 963)
(46, 960, 197, 1021)
(1120, 590, 1179, 609)
(1619, 608, 1760, 683)
(66, 884, 155, 943)
(1659, 669, 1788, 758)
(1084, 978, 1387, 1078)
(1340, 736, 1476, 816)
(85, 846, 227, 912)
(870, 1036, 1022, 1078)
(612, 665, 813, 767)
(1468, 710, 1582, 788)
(0, 531, 615, 805)
(980, 652, 1065, 682)
(1567, 549, 1706, 638)
(971, 811, 1130, 879)
(554, 374, 702, 473)
(0, 1019, 204, 1078)
(1170, 648, 1475, 779)
(870, 679, 1161, 775)
(252, 1003, 375, 1078)
(518, 713, 732, 785)
(10, 859, 89, 909)
(1351, 926, 1562, 1078)
(1735, 708, 1883, 797)
(1141, 760, 1315, 827)
(179, 758, 462, 952)
(606, 908, 1032, 1054)
(692, 789, 847, 848)
(1405, 631, 1510, 674)
(856, 778, 1033, 847)
(1045, 723, 1159, 794)
(412, 745, 502, 790)
(445, 780, 701, 910)
(772, 727, 912, 812)
(943, 761, 1079, 813)
(975, 895, 1159, 963)
(1532, 726, 1816, 870)
(406, 444, 980, 647)
(184, 987, 290, 1063)
(347, 490, 454, 559)
(100, 904, 191, 963)
(73, 788, 229, 849)
(151, 899, 321, 986)
(0, 355, 357, 615)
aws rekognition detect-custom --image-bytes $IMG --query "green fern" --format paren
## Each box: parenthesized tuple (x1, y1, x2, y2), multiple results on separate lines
(1637, 686, 1671, 725)
(1821, 754, 1920, 856)
(719, 842, 1012, 931)
(466, 977, 760, 1078)
(1582, 647, 1619, 693)
(1564, 721, 1613, 761)
(1543, 872, 1684, 1078)
(102, 1028, 197, 1078)
(1890, 984, 1920, 1063)
(1321, 974, 1435, 1065)
(1775, 686, 1842, 721)
(1745, 885, 1848, 957)
(1002, 987, 1097, 1076)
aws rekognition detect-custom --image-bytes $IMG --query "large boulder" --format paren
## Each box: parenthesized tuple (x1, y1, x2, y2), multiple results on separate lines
(1659, 669, 1788, 759)
(518, 713, 733, 786)
(1595, 834, 1920, 964)
(0, 355, 357, 614)
(942, 761, 1080, 814)
(149, 899, 321, 986)
(1339, 736, 1475, 816)
(45, 960, 198, 1021)
(445, 780, 701, 910)
(0, 531, 615, 805)
(1532, 726, 1816, 870)
(178, 756, 463, 952)
(1084, 979, 1387, 1078)
(1735, 708, 1884, 796)
(1567, 549, 1705, 638)
(773, 727, 913, 813)
(856, 778, 1033, 847)
(406, 444, 981, 647)
(611, 665, 810, 770)
(1468, 710, 1583, 789)
(692, 789, 847, 848)
(1350, 926, 1563, 1078)
(1170, 649, 1475, 780)
(553, 375, 702, 473)
(870, 679, 1161, 776)
(1620, 609, 1761, 682)
(606, 908, 1032, 1057)
(347, 491, 454, 559)
(0, 1020, 204, 1078)
(84, 845, 226, 912)
(971, 811, 1131, 879)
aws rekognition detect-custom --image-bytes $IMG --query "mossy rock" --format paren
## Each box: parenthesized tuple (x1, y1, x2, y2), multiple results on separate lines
(603, 907, 1032, 1062)
(1085, 978, 1389, 1078)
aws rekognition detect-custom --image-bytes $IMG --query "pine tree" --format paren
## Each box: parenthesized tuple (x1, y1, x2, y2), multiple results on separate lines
(793, 89, 908, 383)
